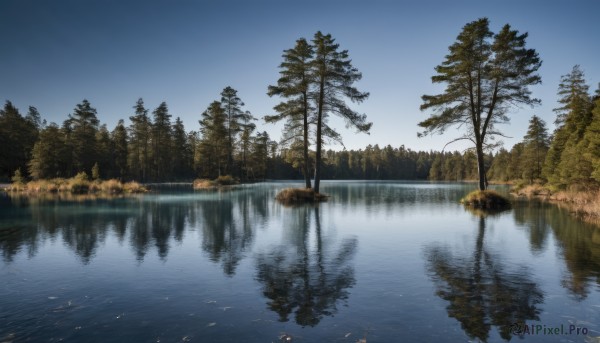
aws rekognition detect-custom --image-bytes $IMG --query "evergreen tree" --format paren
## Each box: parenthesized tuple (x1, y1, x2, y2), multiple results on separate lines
(267, 38, 315, 188)
(220, 87, 253, 175)
(25, 106, 43, 130)
(419, 18, 542, 190)
(0, 101, 39, 179)
(96, 124, 112, 179)
(67, 99, 100, 174)
(544, 66, 593, 187)
(128, 98, 152, 182)
(151, 102, 172, 180)
(584, 93, 600, 183)
(238, 114, 256, 181)
(29, 123, 68, 179)
(311, 31, 371, 193)
(198, 101, 229, 178)
(521, 115, 550, 183)
(171, 117, 191, 179)
(112, 119, 128, 179)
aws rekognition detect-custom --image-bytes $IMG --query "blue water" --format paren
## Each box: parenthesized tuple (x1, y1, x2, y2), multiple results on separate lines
(1, 181, 599, 342)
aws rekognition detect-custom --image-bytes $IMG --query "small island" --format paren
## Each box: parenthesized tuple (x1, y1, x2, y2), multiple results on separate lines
(6, 171, 147, 195)
(193, 175, 239, 190)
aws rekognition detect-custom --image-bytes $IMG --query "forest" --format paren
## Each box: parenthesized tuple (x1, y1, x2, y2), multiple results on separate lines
(1, 64, 599, 190)
(1, 28, 599, 195)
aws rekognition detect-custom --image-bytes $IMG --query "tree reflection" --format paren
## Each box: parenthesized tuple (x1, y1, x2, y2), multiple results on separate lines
(425, 214, 543, 341)
(200, 188, 266, 276)
(512, 200, 551, 253)
(255, 206, 357, 327)
(533, 204, 600, 300)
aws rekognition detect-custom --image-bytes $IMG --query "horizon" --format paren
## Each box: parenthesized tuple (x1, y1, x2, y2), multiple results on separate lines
(1, 0, 599, 152)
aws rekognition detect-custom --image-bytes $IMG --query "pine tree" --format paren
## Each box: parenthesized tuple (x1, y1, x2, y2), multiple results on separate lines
(220, 87, 253, 175)
(151, 102, 172, 180)
(95, 124, 112, 179)
(521, 115, 550, 183)
(312, 32, 371, 193)
(128, 98, 152, 182)
(584, 93, 600, 183)
(29, 123, 68, 179)
(199, 101, 229, 178)
(66, 99, 100, 174)
(267, 38, 315, 188)
(171, 117, 191, 179)
(0, 101, 39, 179)
(419, 18, 542, 190)
(111, 119, 128, 179)
(544, 66, 593, 187)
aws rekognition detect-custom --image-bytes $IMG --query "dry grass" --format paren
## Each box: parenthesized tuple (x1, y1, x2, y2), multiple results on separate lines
(548, 190, 600, 222)
(100, 179, 124, 194)
(512, 184, 551, 197)
(275, 188, 328, 205)
(460, 190, 511, 210)
(193, 176, 239, 190)
(123, 181, 147, 193)
(193, 179, 217, 189)
(215, 175, 236, 185)
(7, 177, 147, 195)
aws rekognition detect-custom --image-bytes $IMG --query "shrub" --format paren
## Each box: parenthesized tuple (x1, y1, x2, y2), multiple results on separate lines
(101, 179, 123, 194)
(460, 190, 511, 210)
(193, 179, 216, 189)
(123, 181, 147, 193)
(275, 188, 327, 205)
(68, 176, 90, 194)
(215, 175, 237, 186)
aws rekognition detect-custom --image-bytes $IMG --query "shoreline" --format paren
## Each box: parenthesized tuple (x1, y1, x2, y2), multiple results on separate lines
(512, 185, 600, 225)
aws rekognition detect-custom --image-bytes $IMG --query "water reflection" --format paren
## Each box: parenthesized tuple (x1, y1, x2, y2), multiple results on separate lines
(0, 189, 269, 275)
(514, 200, 600, 300)
(425, 214, 544, 341)
(255, 206, 357, 326)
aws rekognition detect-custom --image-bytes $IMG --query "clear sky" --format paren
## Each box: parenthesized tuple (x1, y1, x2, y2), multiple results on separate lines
(1, 0, 599, 152)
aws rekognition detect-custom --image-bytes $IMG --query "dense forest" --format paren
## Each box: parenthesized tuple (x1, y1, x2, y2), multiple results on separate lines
(0, 94, 448, 182)
(0, 23, 598, 191)
(1, 64, 599, 187)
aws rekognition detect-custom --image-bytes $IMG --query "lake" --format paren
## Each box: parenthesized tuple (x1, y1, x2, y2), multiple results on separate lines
(1, 181, 599, 342)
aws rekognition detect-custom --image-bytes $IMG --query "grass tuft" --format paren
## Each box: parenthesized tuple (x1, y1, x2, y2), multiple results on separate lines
(123, 181, 147, 193)
(275, 188, 328, 205)
(193, 175, 238, 190)
(460, 190, 511, 210)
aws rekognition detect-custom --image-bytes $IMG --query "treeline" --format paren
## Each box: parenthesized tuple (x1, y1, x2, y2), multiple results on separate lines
(2, 65, 598, 186)
(0, 95, 452, 182)
(0, 87, 280, 182)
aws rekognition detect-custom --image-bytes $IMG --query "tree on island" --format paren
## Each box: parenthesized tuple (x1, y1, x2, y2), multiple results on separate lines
(267, 38, 315, 189)
(311, 32, 371, 193)
(267, 32, 371, 195)
(419, 18, 542, 190)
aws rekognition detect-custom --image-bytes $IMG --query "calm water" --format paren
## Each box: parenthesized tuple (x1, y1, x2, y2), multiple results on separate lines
(1, 181, 599, 342)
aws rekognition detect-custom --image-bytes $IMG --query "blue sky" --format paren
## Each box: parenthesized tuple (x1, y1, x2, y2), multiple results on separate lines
(1, 0, 599, 152)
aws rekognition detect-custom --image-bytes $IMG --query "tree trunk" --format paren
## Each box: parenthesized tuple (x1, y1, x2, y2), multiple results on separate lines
(314, 80, 325, 194)
(476, 144, 486, 191)
(303, 93, 312, 189)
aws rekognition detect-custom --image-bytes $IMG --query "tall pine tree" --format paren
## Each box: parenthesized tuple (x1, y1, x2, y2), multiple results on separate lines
(419, 18, 542, 190)
(267, 38, 315, 189)
(311, 31, 371, 193)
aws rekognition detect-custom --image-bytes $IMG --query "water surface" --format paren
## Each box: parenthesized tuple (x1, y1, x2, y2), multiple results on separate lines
(1, 182, 599, 342)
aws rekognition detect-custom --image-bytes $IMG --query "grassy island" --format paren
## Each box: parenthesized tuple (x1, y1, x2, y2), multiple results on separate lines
(193, 175, 239, 190)
(275, 188, 328, 205)
(5, 173, 147, 194)
(460, 190, 511, 210)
